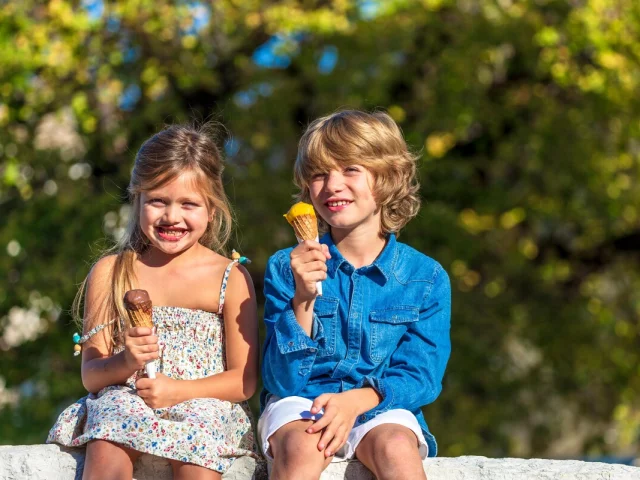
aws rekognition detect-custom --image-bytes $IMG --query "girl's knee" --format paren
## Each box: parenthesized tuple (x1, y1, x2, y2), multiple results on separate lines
(170, 460, 222, 480)
(84, 440, 139, 479)
(86, 439, 137, 459)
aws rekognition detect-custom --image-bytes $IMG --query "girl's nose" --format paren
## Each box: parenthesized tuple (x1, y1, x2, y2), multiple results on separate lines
(163, 204, 180, 223)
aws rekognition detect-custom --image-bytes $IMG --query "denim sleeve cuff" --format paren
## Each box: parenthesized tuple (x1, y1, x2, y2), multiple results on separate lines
(274, 306, 320, 354)
(359, 376, 395, 422)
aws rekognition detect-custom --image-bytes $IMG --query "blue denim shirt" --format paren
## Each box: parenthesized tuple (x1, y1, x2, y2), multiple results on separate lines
(260, 233, 451, 456)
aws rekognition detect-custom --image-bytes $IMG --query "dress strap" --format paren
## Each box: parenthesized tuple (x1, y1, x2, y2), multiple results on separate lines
(217, 260, 238, 315)
(73, 318, 118, 356)
(79, 319, 117, 343)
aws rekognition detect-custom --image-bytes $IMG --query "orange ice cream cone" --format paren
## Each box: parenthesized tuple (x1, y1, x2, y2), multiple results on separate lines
(284, 202, 323, 296)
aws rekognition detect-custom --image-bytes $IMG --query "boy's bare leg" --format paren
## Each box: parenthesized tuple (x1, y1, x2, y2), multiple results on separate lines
(269, 419, 333, 480)
(169, 460, 222, 480)
(83, 440, 142, 480)
(355, 424, 427, 480)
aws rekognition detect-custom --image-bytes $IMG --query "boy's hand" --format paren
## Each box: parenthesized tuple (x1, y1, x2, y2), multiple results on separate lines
(290, 240, 331, 301)
(135, 373, 180, 409)
(123, 327, 158, 372)
(306, 392, 360, 457)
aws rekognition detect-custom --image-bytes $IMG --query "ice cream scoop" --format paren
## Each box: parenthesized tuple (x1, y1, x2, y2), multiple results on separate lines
(284, 202, 322, 296)
(123, 289, 156, 378)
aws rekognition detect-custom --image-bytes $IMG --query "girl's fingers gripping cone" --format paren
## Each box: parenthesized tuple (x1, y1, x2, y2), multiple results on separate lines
(123, 289, 156, 378)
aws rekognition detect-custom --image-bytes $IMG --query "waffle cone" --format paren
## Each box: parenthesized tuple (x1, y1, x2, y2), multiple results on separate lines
(125, 301, 153, 328)
(291, 214, 318, 241)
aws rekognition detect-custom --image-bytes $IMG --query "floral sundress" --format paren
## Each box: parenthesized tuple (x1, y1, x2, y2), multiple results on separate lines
(46, 261, 259, 473)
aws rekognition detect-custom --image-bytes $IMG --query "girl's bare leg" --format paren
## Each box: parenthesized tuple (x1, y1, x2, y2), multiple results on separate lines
(83, 440, 142, 480)
(169, 460, 222, 480)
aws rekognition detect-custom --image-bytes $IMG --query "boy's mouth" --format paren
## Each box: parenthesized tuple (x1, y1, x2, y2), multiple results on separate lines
(325, 200, 352, 212)
(155, 226, 188, 241)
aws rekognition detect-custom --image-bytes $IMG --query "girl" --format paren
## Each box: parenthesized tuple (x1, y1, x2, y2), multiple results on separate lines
(259, 110, 451, 480)
(47, 124, 260, 479)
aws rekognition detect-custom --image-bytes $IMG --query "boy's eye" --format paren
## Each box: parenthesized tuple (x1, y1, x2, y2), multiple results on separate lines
(311, 172, 327, 179)
(344, 166, 360, 173)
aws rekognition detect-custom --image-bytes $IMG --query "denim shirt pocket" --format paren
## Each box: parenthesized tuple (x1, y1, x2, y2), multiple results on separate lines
(369, 306, 420, 363)
(314, 296, 339, 356)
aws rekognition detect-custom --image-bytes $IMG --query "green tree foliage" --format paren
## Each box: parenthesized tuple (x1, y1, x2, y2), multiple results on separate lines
(1, 0, 639, 457)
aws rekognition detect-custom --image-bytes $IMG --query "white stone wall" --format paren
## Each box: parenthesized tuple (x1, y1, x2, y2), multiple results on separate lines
(1, 445, 640, 479)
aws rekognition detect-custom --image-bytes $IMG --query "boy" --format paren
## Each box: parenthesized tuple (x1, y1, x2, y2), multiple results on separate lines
(260, 110, 451, 480)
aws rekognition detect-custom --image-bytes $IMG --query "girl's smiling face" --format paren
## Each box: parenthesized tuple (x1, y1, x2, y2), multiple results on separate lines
(139, 171, 212, 256)
(308, 163, 381, 238)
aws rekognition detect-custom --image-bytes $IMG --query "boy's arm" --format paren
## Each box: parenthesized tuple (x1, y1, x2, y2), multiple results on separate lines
(362, 265, 451, 421)
(262, 252, 323, 397)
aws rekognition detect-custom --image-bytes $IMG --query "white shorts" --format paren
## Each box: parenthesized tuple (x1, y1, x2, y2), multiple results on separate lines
(258, 395, 429, 462)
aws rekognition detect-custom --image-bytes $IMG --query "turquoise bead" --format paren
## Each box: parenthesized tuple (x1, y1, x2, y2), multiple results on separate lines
(73, 333, 81, 344)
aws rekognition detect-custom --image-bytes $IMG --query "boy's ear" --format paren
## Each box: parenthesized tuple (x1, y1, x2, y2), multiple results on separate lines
(209, 208, 216, 222)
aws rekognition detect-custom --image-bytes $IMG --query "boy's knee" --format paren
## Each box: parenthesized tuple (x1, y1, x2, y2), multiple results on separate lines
(380, 432, 420, 464)
(363, 427, 419, 462)
(272, 427, 322, 462)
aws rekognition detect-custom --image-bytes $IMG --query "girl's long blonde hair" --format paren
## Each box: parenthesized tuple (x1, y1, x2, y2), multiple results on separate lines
(73, 123, 233, 350)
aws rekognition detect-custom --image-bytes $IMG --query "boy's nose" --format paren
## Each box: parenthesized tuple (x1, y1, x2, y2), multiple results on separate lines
(324, 171, 344, 192)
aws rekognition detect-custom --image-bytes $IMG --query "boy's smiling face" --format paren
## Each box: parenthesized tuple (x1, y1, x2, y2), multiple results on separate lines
(308, 163, 381, 237)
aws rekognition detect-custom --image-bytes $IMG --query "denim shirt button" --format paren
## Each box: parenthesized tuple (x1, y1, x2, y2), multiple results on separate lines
(308, 348, 317, 353)
(288, 341, 294, 346)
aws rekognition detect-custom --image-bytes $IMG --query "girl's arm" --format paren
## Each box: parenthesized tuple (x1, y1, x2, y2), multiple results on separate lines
(81, 256, 159, 394)
(136, 265, 259, 406)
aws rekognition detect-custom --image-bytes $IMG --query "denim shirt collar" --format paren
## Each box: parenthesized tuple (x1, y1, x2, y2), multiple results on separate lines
(323, 232, 398, 284)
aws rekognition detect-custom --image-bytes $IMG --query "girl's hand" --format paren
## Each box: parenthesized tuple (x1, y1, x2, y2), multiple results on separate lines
(306, 392, 360, 458)
(123, 327, 158, 372)
(290, 240, 331, 302)
(135, 373, 181, 409)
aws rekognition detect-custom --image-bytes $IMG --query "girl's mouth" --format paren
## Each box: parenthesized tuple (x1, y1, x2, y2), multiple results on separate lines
(155, 227, 188, 241)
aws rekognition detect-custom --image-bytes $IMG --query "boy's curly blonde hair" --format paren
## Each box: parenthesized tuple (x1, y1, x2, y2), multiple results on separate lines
(294, 110, 421, 235)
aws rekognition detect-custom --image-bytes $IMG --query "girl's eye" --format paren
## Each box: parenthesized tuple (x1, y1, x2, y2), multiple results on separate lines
(183, 202, 199, 207)
(148, 198, 165, 205)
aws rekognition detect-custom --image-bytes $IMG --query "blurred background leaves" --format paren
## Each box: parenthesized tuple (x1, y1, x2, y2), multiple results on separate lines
(0, 0, 639, 459)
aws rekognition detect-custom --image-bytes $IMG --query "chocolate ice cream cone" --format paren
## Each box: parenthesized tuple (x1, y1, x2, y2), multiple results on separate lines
(123, 289, 156, 379)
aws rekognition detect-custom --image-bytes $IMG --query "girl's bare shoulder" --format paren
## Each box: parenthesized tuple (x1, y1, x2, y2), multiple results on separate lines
(190, 247, 235, 272)
(88, 254, 118, 284)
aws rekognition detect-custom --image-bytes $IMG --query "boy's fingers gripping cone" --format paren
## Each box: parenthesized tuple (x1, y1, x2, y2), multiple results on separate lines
(123, 289, 157, 379)
(284, 202, 323, 295)
(291, 215, 317, 242)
